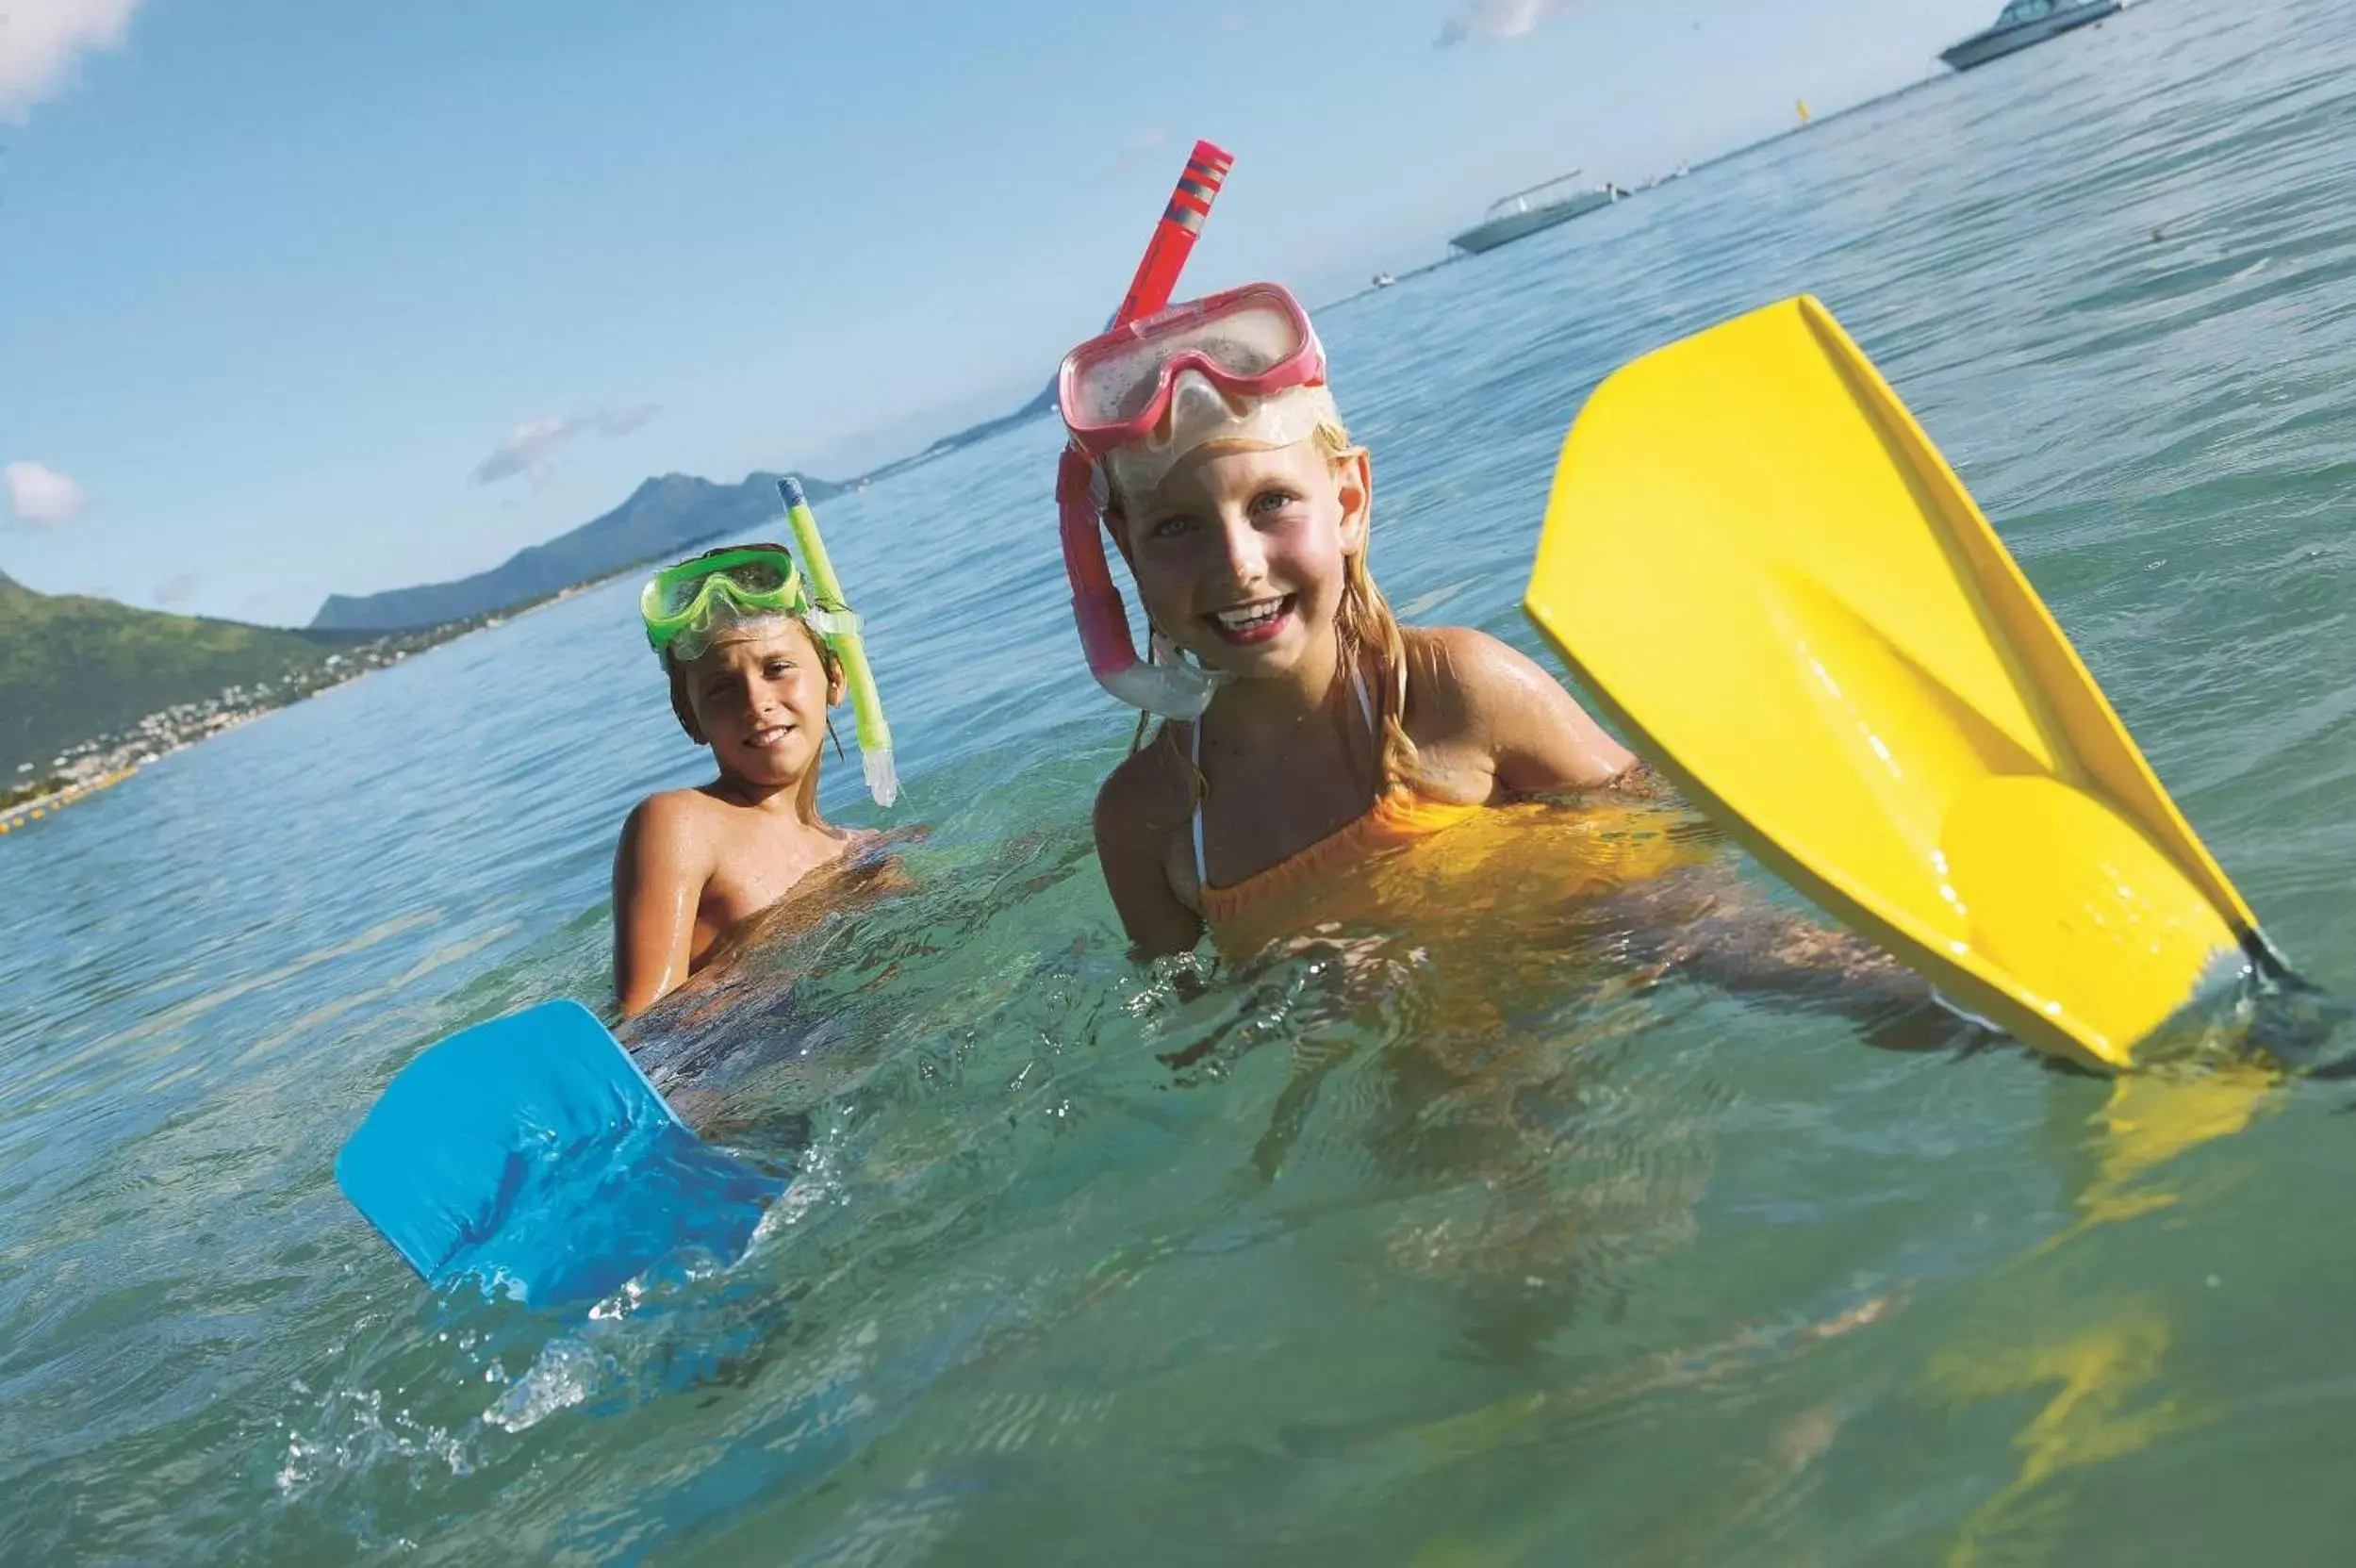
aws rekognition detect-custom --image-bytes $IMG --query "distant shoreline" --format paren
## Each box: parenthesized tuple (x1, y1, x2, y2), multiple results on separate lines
(0, 767, 139, 835)
(0, 599, 566, 838)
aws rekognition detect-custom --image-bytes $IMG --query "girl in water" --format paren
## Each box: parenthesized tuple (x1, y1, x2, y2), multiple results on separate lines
(1065, 283, 1917, 1013)
(1071, 283, 1696, 961)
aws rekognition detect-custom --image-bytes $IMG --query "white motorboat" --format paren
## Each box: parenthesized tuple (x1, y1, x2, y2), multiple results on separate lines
(1449, 173, 1625, 256)
(1941, 0, 2121, 71)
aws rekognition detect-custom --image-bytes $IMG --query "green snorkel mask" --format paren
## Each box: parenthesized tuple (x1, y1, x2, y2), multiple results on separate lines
(638, 478, 898, 807)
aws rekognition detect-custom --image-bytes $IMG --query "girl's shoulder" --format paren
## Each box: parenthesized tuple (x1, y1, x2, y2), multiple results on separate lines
(1396, 623, 1636, 793)
(1094, 722, 1194, 842)
(1397, 624, 1556, 734)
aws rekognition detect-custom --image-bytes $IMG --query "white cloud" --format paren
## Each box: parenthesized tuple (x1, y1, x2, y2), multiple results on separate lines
(1436, 0, 1580, 47)
(1104, 128, 1171, 180)
(595, 403, 660, 438)
(5, 460, 91, 526)
(468, 404, 661, 487)
(0, 0, 150, 121)
(153, 570, 199, 606)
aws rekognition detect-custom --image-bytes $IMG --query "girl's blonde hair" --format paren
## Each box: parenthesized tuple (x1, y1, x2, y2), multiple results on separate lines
(1316, 420, 1420, 795)
(1120, 417, 1420, 799)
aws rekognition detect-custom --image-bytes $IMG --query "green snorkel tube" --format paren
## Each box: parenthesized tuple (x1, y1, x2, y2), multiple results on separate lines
(777, 477, 898, 808)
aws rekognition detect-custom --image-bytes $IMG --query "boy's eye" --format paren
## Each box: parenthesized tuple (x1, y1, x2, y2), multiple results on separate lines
(1250, 487, 1300, 516)
(765, 658, 795, 677)
(1146, 513, 1198, 540)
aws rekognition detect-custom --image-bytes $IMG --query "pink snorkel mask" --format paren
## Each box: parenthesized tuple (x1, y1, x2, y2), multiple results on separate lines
(1061, 282, 1328, 459)
(1057, 139, 1300, 720)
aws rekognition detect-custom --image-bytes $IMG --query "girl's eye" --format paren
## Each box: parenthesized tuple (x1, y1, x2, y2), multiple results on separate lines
(1146, 513, 1198, 540)
(765, 659, 794, 677)
(1250, 487, 1300, 516)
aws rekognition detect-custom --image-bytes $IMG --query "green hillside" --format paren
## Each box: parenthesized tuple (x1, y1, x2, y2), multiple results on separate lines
(0, 569, 351, 776)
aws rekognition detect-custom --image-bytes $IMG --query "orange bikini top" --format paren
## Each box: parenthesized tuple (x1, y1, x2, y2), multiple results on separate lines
(1189, 670, 1705, 961)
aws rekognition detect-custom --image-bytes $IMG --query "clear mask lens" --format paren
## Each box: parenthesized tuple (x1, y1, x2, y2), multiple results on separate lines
(716, 558, 790, 596)
(651, 553, 798, 621)
(1071, 299, 1308, 426)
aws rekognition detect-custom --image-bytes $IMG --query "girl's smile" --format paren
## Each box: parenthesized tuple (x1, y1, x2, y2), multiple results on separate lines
(1206, 593, 1296, 644)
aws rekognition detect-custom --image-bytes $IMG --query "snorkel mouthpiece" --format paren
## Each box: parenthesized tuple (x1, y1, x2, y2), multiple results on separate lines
(778, 478, 898, 808)
(1059, 446, 1218, 718)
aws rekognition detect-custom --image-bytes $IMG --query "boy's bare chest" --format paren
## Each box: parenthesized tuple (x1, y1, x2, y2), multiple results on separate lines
(699, 818, 846, 927)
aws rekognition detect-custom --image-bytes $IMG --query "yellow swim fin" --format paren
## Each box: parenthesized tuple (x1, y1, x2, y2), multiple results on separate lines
(1524, 295, 2288, 1070)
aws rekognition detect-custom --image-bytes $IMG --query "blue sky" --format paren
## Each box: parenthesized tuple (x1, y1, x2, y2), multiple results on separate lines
(2, 0, 2000, 625)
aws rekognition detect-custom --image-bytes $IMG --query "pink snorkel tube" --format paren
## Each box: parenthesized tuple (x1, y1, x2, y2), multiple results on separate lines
(1060, 139, 1234, 718)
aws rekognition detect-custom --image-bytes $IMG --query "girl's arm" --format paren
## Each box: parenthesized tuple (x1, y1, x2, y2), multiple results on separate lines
(1413, 631, 1953, 1045)
(612, 794, 708, 1017)
(1094, 749, 1205, 959)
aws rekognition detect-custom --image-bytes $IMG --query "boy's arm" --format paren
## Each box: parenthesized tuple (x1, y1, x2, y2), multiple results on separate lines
(1095, 751, 1205, 960)
(1418, 627, 1635, 794)
(612, 795, 707, 1017)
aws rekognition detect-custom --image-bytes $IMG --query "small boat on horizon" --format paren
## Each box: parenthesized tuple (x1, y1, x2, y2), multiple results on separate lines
(1941, 0, 2121, 71)
(1450, 173, 1627, 256)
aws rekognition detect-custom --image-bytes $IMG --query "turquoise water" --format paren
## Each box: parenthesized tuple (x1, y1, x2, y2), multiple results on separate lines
(7, 0, 2356, 1558)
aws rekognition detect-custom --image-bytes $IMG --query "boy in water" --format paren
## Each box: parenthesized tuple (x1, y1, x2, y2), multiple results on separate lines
(612, 517, 896, 1016)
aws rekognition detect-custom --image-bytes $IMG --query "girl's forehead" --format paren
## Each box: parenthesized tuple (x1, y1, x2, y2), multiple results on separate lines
(1147, 437, 1329, 503)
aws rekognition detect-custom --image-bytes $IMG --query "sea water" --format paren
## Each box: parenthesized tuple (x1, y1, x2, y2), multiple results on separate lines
(5, 0, 2355, 1560)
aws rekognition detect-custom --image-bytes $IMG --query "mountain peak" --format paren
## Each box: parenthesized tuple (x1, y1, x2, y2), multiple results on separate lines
(309, 470, 845, 631)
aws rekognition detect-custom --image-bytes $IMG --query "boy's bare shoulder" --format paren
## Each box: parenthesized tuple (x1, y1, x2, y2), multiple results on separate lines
(625, 785, 720, 829)
(618, 787, 726, 862)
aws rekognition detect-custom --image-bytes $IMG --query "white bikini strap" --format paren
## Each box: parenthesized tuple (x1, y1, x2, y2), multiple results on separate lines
(1190, 718, 1209, 892)
(1188, 665, 1379, 894)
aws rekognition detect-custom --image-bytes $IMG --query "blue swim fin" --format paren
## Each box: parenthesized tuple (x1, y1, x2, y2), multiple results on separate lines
(335, 1000, 787, 1305)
